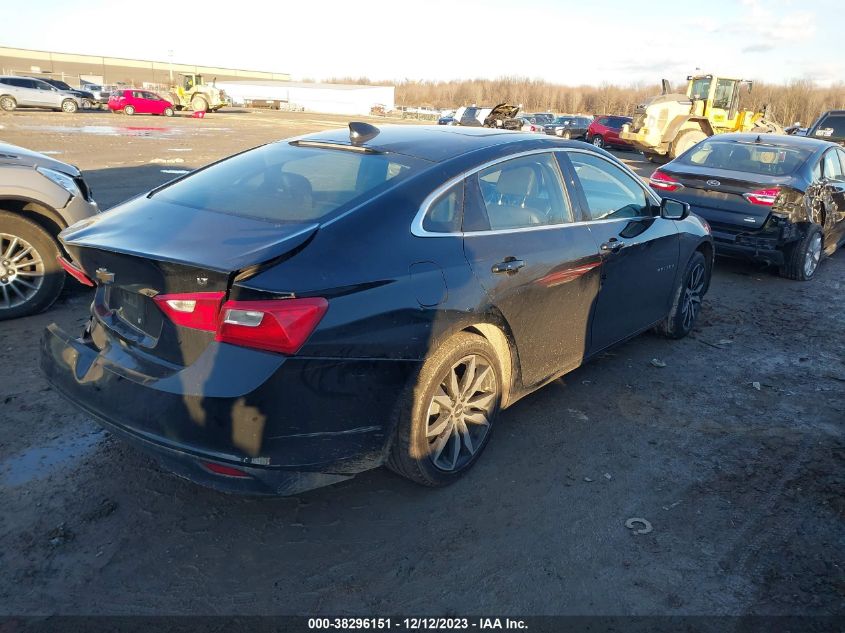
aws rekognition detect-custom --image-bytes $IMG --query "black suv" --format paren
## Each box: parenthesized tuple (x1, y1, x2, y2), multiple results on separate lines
(806, 110, 845, 146)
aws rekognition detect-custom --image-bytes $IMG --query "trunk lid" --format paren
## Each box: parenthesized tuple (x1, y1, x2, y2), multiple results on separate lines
(662, 164, 794, 230)
(60, 196, 318, 367)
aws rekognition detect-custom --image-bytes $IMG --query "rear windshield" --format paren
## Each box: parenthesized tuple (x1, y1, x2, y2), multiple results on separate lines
(812, 114, 845, 140)
(153, 142, 426, 223)
(681, 140, 812, 176)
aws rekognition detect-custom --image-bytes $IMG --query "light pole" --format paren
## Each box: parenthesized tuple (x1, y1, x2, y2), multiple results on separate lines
(168, 49, 174, 84)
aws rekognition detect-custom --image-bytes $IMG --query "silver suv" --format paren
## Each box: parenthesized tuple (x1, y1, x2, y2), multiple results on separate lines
(0, 142, 98, 319)
(0, 76, 83, 113)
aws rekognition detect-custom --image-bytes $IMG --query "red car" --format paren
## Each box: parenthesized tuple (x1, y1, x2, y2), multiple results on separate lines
(108, 89, 174, 116)
(586, 115, 633, 150)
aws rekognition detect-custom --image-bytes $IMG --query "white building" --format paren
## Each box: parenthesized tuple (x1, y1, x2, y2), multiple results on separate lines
(217, 80, 395, 115)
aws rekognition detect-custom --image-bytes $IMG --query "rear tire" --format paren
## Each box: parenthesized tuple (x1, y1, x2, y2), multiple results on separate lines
(779, 225, 823, 281)
(0, 211, 65, 320)
(191, 96, 208, 113)
(0, 95, 16, 111)
(123, 105, 135, 116)
(387, 332, 502, 487)
(61, 99, 78, 113)
(656, 250, 708, 339)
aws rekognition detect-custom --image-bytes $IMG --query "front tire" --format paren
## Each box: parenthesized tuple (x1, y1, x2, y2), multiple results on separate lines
(592, 135, 604, 148)
(0, 211, 65, 320)
(61, 99, 78, 113)
(387, 332, 502, 487)
(657, 251, 708, 339)
(780, 225, 823, 281)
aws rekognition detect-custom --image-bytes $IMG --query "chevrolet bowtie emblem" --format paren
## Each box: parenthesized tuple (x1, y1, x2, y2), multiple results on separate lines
(95, 268, 114, 284)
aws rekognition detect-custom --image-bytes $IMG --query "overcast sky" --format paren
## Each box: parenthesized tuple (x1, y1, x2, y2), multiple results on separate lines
(3, 0, 840, 86)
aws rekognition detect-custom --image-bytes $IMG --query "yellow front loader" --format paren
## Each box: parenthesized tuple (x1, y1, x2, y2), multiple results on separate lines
(620, 74, 783, 162)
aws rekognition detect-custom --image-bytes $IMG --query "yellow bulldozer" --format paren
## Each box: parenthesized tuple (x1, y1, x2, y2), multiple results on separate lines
(620, 74, 783, 162)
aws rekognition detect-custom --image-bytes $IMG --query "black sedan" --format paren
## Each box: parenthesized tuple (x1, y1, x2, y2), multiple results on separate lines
(38, 78, 97, 109)
(42, 124, 713, 495)
(649, 133, 845, 280)
(544, 116, 592, 140)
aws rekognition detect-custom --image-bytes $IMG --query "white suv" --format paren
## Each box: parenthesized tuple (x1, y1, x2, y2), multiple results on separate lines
(0, 76, 82, 113)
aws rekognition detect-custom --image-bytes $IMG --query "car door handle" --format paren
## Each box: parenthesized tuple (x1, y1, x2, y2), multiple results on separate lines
(600, 240, 625, 253)
(492, 258, 525, 274)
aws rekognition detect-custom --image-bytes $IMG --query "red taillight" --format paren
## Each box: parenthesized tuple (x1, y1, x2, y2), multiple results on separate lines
(216, 298, 328, 355)
(57, 255, 94, 286)
(649, 170, 683, 192)
(202, 461, 251, 478)
(153, 292, 224, 331)
(152, 293, 328, 355)
(743, 188, 779, 206)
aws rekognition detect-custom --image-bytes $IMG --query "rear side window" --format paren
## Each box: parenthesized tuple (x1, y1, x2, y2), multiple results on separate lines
(822, 149, 844, 180)
(569, 152, 651, 221)
(422, 182, 463, 233)
(154, 142, 426, 223)
(813, 114, 845, 140)
(471, 153, 572, 230)
(684, 140, 811, 176)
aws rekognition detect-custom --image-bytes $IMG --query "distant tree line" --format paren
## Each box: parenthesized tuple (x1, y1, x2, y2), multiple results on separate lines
(327, 76, 845, 128)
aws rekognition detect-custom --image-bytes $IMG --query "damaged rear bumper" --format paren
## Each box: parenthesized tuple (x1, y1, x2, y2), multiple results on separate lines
(40, 323, 420, 495)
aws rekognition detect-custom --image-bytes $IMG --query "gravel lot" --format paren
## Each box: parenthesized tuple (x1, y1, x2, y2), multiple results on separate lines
(1, 108, 843, 617)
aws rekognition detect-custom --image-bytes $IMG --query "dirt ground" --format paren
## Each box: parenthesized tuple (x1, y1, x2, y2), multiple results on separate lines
(0, 108, 843, 617)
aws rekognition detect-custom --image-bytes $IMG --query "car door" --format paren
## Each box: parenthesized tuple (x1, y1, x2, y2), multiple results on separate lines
(461, 151, 603, 386)
(142, 91, 164, 114)
(820, 148, 845, 248)
(14, 79, 45, 107)
(33, 80, 61, 108)
(565, 149, 680, 354)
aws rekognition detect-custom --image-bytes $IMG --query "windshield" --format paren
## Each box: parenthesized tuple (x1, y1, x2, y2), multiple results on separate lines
(682, 140, 812, 176)
(153, 142, 427, 223)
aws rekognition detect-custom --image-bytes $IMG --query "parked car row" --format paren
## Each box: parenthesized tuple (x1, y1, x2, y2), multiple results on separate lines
(0, 75, 177, 116)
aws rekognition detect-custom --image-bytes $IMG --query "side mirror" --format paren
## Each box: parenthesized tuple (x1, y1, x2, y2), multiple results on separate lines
(660, 198, 689, 220)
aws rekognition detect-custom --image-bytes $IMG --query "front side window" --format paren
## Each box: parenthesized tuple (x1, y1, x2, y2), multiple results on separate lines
(569, 152, 651, 221)
(471, 153, 572, 230)
(712, 79, 736, 110)
(154, 142, 425, 223)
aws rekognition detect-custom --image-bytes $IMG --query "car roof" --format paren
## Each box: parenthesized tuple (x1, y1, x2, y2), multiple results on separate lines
(295, 125, 571, 162)
(702, 132, 836, 150)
